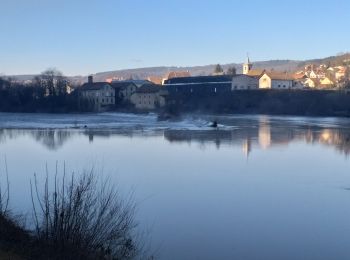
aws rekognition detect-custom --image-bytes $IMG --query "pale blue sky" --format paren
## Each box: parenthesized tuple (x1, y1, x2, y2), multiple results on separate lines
(0, 0, 349, 76)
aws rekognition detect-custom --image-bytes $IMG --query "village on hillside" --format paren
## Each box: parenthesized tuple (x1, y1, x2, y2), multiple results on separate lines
(78, 57, 350, 111)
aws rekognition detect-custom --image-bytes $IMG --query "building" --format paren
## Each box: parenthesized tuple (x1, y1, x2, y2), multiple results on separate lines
(242, 56, 265, 77)
(319, 77, 335, 88)
(259, 72, 295, 89)
(231, 74, 259, 90)
(163, 75, 233, 95)
(304, 78, 319, 88)
(243, 57, 253, 75)
(80, 76, 115, 111)
(130, 84, 167, 110)
(113, 79, 153, 88)
(335, 66, 347, 80)
(110, 82, 137, 103)
(147, 76, 163, 85)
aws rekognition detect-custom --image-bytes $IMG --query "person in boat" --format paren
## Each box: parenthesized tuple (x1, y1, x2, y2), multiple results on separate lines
(210, 121, 218, 128)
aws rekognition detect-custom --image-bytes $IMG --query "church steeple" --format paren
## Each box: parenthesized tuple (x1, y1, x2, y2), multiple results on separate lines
(243, 54, 253, 75)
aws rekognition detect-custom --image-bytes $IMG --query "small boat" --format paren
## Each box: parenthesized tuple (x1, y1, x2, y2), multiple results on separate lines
(209, 121, 218, 128)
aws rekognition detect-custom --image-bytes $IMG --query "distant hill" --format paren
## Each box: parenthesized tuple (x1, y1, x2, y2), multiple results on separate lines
(89, 60, 302, 82)
(5, 53, 349, 85)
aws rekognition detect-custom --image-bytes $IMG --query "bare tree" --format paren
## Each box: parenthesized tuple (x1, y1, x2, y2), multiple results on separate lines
(39, 68, 68, 96)
(30, 166, 140, 259)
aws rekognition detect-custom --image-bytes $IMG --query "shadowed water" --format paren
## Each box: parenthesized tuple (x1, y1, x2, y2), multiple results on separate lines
(1, 113, 350, 259)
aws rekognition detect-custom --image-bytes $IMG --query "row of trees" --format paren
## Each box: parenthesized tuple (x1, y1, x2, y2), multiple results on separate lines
(214, 64, 237, 75)
(0, 69, 92, 113)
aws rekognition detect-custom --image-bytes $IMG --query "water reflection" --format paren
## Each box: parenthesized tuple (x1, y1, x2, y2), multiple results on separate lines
(1, 116, 350, 156)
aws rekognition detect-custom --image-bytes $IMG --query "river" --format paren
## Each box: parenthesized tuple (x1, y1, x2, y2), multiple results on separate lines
(1, 112, 350, 259)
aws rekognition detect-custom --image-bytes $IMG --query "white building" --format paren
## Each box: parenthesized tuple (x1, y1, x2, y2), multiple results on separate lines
(259, 72, 295, 89)
(80, 76, 115, 111)
(232, 74, 259, 90)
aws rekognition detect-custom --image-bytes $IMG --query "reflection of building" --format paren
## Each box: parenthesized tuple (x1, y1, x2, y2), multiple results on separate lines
(242, 138, 251, 159)
(258, 117, 271, 149)
(1, 116, 350, 156)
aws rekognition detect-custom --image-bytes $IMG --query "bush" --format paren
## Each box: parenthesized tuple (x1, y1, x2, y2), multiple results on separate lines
(30, 170, 139, 259)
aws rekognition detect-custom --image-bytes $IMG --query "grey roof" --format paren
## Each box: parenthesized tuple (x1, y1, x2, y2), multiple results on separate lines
(136, 84, 161, 93)
(80, 82, 111, 91)
(113, 80, 153, 87)
(163, 75, 233, 85)
(110, 82, 137, 90)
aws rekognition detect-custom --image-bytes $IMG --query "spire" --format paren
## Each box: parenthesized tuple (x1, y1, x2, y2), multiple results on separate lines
(243, 53, 253, 75)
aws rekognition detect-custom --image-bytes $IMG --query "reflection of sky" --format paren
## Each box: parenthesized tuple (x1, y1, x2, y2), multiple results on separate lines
(2, 115, 350, 259)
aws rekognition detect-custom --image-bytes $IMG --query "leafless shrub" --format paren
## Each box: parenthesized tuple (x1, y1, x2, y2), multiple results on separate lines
(0, 157, 10, 216)
(30, 165, 140, 259)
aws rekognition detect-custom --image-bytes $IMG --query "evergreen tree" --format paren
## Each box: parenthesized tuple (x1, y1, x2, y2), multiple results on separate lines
(226, 66, 237, 75)
(214, 64, 224, 74)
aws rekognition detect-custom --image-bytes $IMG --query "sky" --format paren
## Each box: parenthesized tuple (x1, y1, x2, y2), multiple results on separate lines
(0, 0, 349, 76)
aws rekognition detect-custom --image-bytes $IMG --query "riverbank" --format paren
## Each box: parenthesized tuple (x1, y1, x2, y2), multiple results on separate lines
(2, 86, 350, 118)
(165, 90, 350, 118)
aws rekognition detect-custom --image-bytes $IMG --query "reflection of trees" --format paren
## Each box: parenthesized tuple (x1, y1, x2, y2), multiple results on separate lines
(32, 130, 74, 150)
(0, 129, 76, 150)
(0, 129, 164, 150)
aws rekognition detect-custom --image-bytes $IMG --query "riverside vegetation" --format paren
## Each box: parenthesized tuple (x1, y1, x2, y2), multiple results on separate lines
(0, 164, 146, 260)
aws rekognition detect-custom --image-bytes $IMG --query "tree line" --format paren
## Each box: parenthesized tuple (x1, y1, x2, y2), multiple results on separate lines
(0, 69, 93, 113)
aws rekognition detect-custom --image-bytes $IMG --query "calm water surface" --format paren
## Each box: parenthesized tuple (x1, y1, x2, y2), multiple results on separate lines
(1, 113, 350, 259)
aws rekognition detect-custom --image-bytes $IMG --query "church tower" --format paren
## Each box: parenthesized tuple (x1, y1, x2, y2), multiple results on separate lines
(243, 56, 253, 75)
